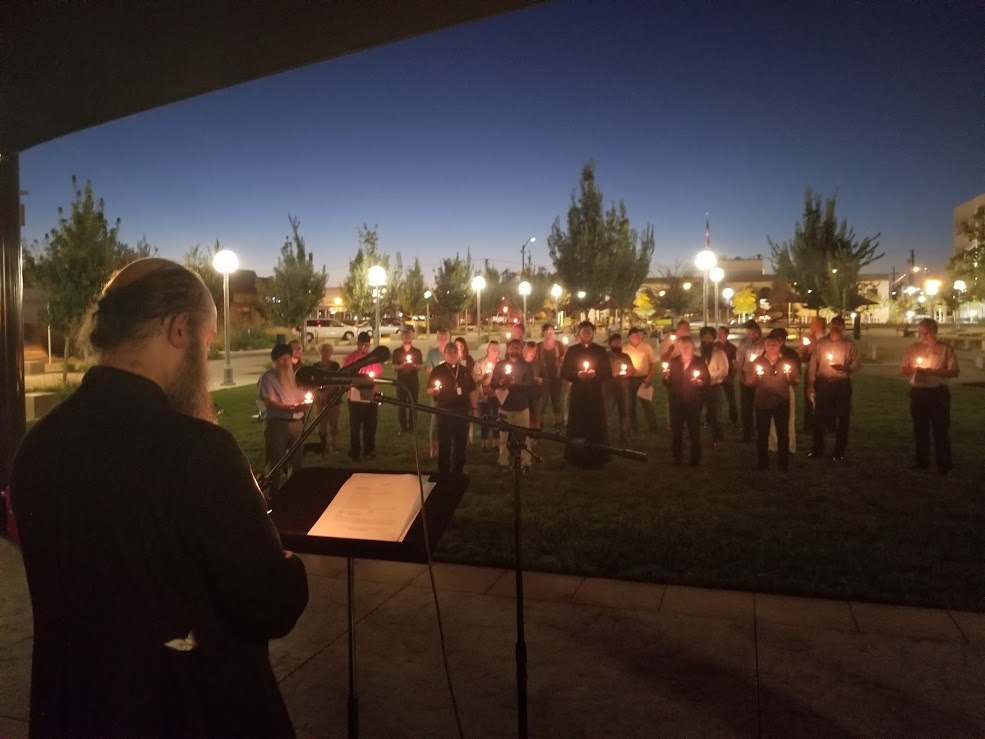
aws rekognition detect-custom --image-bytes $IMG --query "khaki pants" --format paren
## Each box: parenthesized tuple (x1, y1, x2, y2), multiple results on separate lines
(498, 408, 532, 467)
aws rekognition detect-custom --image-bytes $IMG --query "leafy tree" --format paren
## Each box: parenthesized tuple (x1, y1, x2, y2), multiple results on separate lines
(432, 251, 475, 328)
(654, 261, 698, 321)
(947, 205, 985, 302)
(341, 224, 401, 319)
(398, 258, 428, 318)
(769, 189, 882, 313)
(263, 214, 327, 343)
(732, 287, 758, 318)
(632, 289, 656, 324)
(31, 177, 136, 380)
(609, 222, 655, 327)
(183, 239, 224, 315)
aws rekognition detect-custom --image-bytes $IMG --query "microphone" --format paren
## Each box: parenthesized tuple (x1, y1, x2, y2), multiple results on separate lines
(296, 372, 395, 388)
(342, 344, 391, 374)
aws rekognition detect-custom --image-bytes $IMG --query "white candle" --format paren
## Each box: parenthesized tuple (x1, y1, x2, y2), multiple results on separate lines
(561, 336, 569, 345)
(670, 334, 677, 342)
(916, 356, 923, 366)
(826, 353, 834, 364)
(619, 363, 627, 376)
(434, 380, 442, 390)
(368, 370, 375, 379)
(582, 360, 590, 371)
(304, 391, 313, 404)
(485, 362, 492, 373)
(801, 337, 811, 346)
(783, 364, 791, 374)
(405, 355, 412, 364)
(504, 364, 512, 375)
(748, 352, 756, 362)
(692, 369, 700, 379)
(756, 365, 765, 376)
(661, 362, 669, 371)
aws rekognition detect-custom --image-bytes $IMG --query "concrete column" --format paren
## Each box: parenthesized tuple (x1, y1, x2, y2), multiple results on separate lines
(0, 152, 25, 487)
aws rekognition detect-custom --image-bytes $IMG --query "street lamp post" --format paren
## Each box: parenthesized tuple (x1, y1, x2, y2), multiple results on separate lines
(709, 267, 724, 327)
(368, 265, 387, 348)
(212, 249, 239, 386)
(472, 275, 486, 340)
(953, 280, 967, 327)
(519, 236, 536, 278)
(518, 280, 531, 335)
(722, 287, 734, 323)
(924, 278, 941, 323)
(550, 283, 562, 325)
(423, 289, 432, 335)
(695, 249, 717, 326)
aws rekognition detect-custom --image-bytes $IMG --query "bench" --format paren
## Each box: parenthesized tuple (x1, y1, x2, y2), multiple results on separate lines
(25, 392, 59, 422)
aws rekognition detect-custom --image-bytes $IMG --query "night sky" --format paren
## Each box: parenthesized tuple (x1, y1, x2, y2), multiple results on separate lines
(19, 0, 984, 284)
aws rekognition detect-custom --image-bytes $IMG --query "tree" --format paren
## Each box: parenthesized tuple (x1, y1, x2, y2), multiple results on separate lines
(608, 221, 655, 328)
(947, 205, 985, 302)
(183, 239, 224, 314)
(432, 251, 475, 328)
(769, 189, 882, 313)
(263, 214, 327, 343)
(31, 177, 136, 381)
(732, 287, 758, 318)
(654, 261, 698, 321)
(341, 224, 402, 319)
(398, 258, 428, 318)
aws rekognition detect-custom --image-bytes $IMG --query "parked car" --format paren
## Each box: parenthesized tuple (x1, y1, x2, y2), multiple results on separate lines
(304, 318, 365, 343)
(376, 321, 411, 337)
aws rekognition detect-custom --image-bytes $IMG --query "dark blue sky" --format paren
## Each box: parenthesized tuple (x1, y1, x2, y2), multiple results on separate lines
(20, 0, 984, 283)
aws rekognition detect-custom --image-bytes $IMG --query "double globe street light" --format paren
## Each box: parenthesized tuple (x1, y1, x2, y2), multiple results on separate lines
(709, 266, 725, 326)
(518, 280, 531, 335)
(472, 274, 486, 340)
(423, 289, 433, 335)
(368, 264, 387, 348)
(212, 248, 239, 386)
(694, 249, 718, 326)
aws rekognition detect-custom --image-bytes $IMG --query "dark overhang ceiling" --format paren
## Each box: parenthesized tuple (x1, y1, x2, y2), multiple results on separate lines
(1, 0, 547, 152)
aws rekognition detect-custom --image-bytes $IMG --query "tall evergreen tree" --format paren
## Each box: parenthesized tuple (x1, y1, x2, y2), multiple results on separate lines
(769, 189, 882, 313)
(341, 224, 401, 318)
(31, 177, 136, 380)
(398, 258, 428, 319)
(263, 214, 327, 343)
(432, 251, 475, 328)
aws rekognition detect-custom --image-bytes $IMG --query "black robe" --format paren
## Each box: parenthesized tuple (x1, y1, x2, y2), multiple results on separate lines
(560, 341, 613, 468)
(11, 367, 309, 738)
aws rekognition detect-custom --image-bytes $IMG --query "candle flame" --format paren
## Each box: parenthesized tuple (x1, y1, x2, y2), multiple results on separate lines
(783, 364, 791, 372)
(756, 366, 765, 375)
(826, 353, 834, 362)
(916, 357, 923, 365)
(505, 364, 512, 375)
(692, 369, 700, 378)
(368, 371, 375, 379)
(304, 391, 313, 404)
(801, 337, 811, 346)
(582, 361, 590, 371)
(434, 380, 442, 389)
(661, 362, 669, 370)
(405, 355, 412, 363)
(748, 353, 756, 362)
(620, 363, 627, 375)
(485, 362, 492, 373)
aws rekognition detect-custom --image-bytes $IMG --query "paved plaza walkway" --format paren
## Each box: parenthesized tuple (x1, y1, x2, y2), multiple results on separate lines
(1, 540, 982, 738)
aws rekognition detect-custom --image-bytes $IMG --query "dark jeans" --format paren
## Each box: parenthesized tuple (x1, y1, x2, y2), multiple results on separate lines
(812, 379, 852, 457)
(802, 381, 815, 432)
(628, 376, 658, 432)
(263, 418, 303, 495)
(703, 384, 724, 442)
(478, 396, 500, 439)
(669, 399, 702, 464)
(740, 383, 756, 440)
(722, 378, 738, 425)
(396, 378, 420, 431)
(756, 403, 790, 469)
(910, 386, 952, 471)
(348, 401, 378, 460)
(604, 380, 632, 443)
(437, 413, 469, 474)
(540, 377, 565, 430)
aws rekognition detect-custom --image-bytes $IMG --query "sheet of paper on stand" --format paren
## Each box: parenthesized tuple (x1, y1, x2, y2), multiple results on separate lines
(306, 473, 436, 542)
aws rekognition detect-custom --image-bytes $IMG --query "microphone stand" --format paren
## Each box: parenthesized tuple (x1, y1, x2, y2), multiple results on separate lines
(375, 391, 646, 739)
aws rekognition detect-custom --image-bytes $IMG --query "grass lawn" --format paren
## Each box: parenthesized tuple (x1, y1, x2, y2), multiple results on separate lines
(215, 371, 984, 612)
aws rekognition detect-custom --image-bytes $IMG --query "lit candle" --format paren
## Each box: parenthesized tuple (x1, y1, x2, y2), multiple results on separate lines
(405, 355, 412, 364)
(916, 356, 923, 366)
(562, 336, 569, 345)
(748, 352, 756, 362)
(619, 363, 627, 376)
(504, 364, 512, 375)
(485, 362, 492, 373)
(670, 334, 677, 342)
(434, 380, 442, 390)
(661, 362, 669, 371)
(756, 365, 765, 376)
(582, 360, 590, 371)
(368, 371, 376, 379)
(826, 353, 834, 364)
(692, 369, 700, 379)
(801, 336, 811, 346)
(783, 364, 791, 374)
(304, 391, 313, 404)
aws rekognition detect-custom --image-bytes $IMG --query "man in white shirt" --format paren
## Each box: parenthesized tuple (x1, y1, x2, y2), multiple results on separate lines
(623, 327, 658, 434)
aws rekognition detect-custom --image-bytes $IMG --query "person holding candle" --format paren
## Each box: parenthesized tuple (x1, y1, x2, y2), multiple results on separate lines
(659, 319, 691, 362)
(491, 338, 535, 471)
(715, 326, 739, 428)
(900, 318, 959, 474)
(425, 329, 452, 457)
(699, 326, 729, 448)
(536, 323, 567, 434)
(475, 340, 502, 450)
(523, 341, 546, 438)
(313, 343, 342, 453)
(343, 332, 382, 462)
(392, 327, 424, 433)
(734, 320, 765, 442)
(259, 342, 310, 496)
(752, 336, 801, 471)
(766, 328, 802, 455)
(624, 327, 659, 434)
(604, 333, 636, 443)
(11, 259, 309, 738)
(427, 341, 478, 476)
(798, 316, 826, 432)
(662, 335, 711, 465)
(807, 316, 861, 461)
(560, 320, 613, 468)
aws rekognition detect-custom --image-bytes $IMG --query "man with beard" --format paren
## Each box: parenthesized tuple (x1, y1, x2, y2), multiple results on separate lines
(751, 336, 800, 471)
(807, 315, 861, 461)
(604, 333, 635, 444)
(259, 343, 311, 494)
(662, 336, 711, 466)
(427, 341, 478, 476)
(491, 338, 535, 472)
(10, 258, 309, 738)
(734, 320, 764, 442)
(560, 321, 612, 468)
(623, 327, 658, 434)
(698, 326, 729, 448)
(392, 327, 424, 433)
(343, 331, 383, 461)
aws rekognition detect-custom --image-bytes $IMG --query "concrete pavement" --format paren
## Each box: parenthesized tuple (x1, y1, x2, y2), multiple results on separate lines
(1, 540, 982, 738)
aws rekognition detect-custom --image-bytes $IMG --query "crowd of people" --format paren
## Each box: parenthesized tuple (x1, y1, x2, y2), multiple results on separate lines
(259, 313, 962, 482)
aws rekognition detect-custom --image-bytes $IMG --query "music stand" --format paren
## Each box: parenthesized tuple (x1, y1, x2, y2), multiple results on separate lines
(269, 467, 468, 739)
